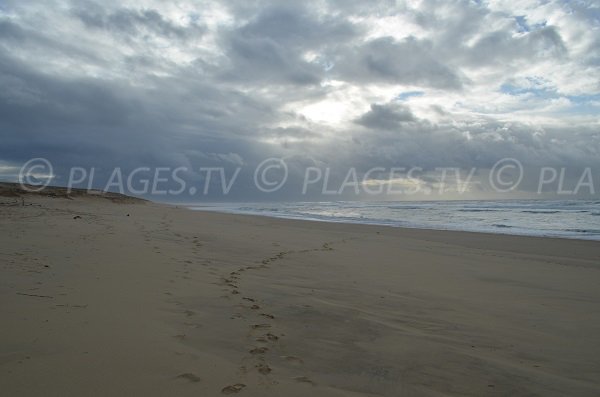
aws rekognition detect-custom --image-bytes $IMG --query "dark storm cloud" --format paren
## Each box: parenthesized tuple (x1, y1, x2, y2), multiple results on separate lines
(0, 28, 278, 192)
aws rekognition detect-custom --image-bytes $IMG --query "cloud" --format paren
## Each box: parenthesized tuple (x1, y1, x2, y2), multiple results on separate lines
(464, 26, 567, 67)
(0, 0, 598, 200)
(355, 103, 416, 130)
(72, 4, 206, 41)
(218, 4, 360, 86)
(334, 36, 464, 89)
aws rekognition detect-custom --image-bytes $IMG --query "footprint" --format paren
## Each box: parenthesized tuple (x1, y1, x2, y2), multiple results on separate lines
(265, 333, 279, 341)
(260, 313, 275, 319)
(322, 243, 334, 251)
(249, 347, 268, 354)
(282, 355, 304, 364)
(250, 305, 260, 310)
(256, 363, 272, 375)
(176, 373, 201, 383)
(251, 324, 271, 329)
(221, 383, 246, 394)
(294, 376, 315, 385)
(242, 297, 255, 302)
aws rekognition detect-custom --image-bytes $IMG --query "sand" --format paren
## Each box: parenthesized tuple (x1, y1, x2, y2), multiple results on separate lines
(1, 191, 599, 396)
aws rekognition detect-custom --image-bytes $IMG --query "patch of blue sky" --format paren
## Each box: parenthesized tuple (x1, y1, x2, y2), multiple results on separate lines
(563, 94, 600, 115)
(501, 76, 554, 96)
(395, 91, 424, 101)
(567, 93, 600, 104)
(514, 15, 547, 33)
(500, 83, 553, 97)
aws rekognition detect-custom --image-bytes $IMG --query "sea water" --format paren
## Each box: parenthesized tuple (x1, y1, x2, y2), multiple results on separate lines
(189, 200, 600, 241)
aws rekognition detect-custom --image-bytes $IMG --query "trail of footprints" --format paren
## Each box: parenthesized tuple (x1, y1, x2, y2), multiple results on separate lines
(219, 242, 341, 393)
(159, 224, 343, 394)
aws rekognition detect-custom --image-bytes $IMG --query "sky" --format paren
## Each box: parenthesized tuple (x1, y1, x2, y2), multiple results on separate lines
(0, 0, 599, 201)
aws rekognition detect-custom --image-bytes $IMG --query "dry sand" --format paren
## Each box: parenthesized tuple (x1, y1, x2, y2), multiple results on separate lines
(1, 190, 599, 396)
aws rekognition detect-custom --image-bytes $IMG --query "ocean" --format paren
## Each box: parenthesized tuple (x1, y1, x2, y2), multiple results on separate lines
(189, 200, 600, 241)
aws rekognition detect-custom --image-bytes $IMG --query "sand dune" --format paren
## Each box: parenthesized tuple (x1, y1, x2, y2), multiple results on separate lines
(1, 189, 599, 396)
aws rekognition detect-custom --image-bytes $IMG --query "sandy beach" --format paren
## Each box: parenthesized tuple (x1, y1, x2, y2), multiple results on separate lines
(1, 190, 599, 396)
